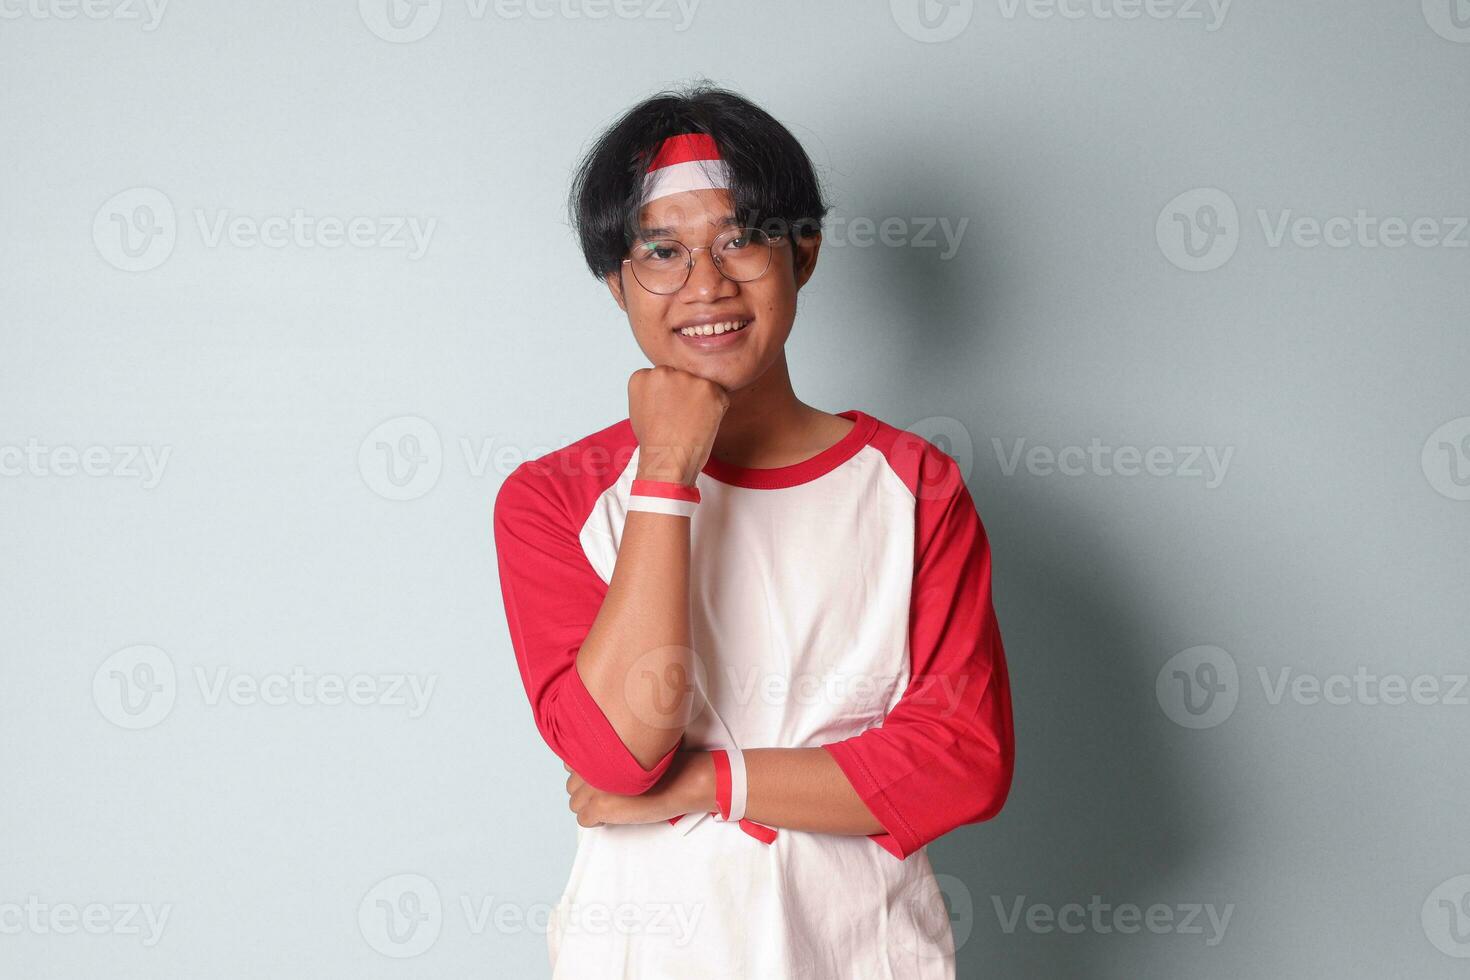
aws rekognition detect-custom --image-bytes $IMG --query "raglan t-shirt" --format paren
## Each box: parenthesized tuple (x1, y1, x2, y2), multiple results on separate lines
(492, 409, 1015, 979)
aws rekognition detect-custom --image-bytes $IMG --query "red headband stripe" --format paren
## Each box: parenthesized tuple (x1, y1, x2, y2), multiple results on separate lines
(646, 132, 722, 171)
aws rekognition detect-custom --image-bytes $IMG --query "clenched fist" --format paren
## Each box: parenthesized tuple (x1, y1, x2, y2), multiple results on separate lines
(628, 365, 729, 485)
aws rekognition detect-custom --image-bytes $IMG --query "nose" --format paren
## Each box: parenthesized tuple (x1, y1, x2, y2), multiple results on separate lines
(678, 246, 737, 300)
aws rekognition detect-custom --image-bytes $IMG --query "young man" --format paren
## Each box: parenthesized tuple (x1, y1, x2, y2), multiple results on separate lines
(493, 84, 1015, 979)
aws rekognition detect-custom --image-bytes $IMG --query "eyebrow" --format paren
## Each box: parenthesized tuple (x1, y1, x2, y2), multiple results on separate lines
(634, 214, 741, 240)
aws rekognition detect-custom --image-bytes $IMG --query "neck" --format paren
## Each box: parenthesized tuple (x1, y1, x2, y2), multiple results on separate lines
(708, 354, 827, 468)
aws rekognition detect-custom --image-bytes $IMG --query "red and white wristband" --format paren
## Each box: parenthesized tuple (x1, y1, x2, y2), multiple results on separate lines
(667, 747, 777, 845)
(710, 747, 748, 823)
(628, 479, 701, 518)
(711, 747, 776, 844)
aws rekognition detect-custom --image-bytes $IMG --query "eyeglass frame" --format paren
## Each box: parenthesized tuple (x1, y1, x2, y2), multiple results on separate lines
(620, 226, 790, 294)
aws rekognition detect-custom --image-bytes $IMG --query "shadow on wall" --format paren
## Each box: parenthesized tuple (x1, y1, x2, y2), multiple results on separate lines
(932, 486, 1203, 978)
(849, 171, 1220, 978)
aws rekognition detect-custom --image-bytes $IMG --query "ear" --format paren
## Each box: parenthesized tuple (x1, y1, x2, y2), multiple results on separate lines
(604, 267, 628, 311)
(792, 232, 822, 290)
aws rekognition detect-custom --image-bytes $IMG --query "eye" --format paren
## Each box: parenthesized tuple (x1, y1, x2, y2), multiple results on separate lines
(721, 229, 765, 252)
(633, 241, 682, 264)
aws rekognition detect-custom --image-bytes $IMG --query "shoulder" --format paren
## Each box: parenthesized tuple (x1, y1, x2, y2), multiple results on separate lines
(855, 410, 966, 501)
(493, 416, 638, 529)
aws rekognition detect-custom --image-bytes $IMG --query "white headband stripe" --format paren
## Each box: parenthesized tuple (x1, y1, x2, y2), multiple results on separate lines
(640, 158, 732, 206)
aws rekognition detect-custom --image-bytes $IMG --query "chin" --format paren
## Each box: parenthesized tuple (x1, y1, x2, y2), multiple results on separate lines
(675, 358, 749, 389)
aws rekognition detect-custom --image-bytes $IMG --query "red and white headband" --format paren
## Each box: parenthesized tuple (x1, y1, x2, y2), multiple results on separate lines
(639, 132, 731, 206)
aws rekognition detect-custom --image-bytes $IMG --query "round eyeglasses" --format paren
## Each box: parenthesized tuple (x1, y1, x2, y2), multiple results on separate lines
(621, 227, 787, 295)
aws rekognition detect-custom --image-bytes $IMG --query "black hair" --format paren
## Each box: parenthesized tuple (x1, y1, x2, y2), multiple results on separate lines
(567, 81, 830, 280)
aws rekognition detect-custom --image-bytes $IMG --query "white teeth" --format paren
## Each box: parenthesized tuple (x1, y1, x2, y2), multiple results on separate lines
(679, 320, 748, 337)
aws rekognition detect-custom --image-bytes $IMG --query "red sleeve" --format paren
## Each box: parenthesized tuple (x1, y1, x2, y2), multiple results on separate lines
(821, 443, 1015, 859)
(493, 461, 680, 796)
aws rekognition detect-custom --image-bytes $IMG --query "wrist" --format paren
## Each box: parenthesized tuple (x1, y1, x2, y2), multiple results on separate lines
(635, 464, 699, 486)
(676, 751, 717, 814)
(636, 445, 701, 485)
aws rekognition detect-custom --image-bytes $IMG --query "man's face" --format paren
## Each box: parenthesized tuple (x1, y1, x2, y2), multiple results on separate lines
(605, 188, 820, 393)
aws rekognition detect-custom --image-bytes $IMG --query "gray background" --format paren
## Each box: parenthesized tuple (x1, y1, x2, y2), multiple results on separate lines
(3, 0, 1468, 977)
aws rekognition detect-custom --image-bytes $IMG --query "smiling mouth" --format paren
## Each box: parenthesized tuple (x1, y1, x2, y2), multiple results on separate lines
(674, 319, 751, 337)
